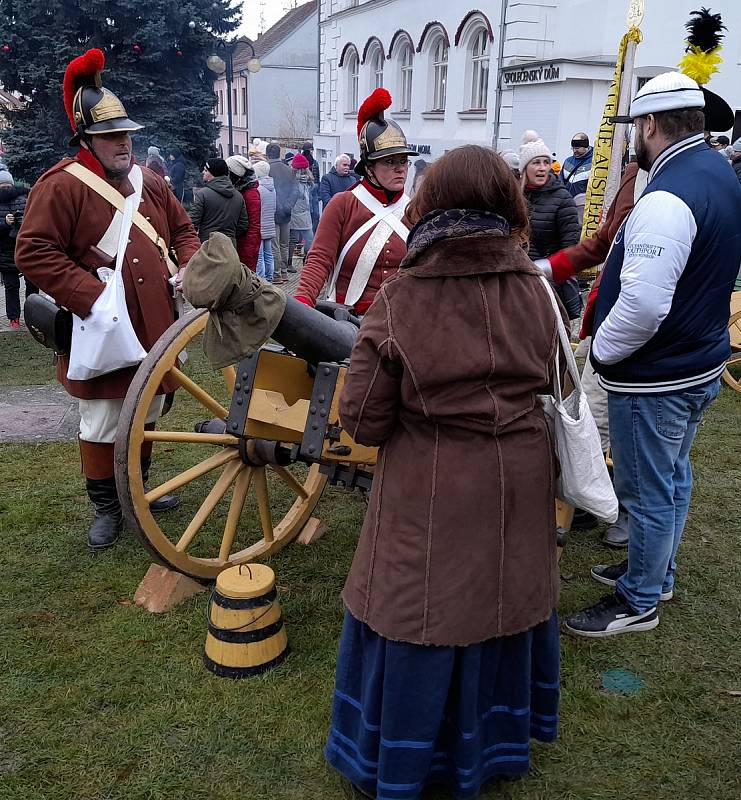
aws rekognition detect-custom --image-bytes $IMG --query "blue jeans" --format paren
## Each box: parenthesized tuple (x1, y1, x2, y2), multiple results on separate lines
(289, 227, 314, 255)
(256, 239, 274, 282)
(610, 379, 721, 612)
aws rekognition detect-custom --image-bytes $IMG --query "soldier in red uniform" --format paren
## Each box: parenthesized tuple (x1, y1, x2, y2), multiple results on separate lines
(16, 49, 200, 549)
(295, 88, 416, 315)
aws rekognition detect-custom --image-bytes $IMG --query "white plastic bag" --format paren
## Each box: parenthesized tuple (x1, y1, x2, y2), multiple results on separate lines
(537, 276, 619, 524)
(67, 166, 147, 381)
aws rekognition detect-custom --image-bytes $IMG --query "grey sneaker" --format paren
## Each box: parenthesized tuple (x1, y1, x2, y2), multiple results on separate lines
(591, 560, 673, 601)
(603, 510, 629, 548)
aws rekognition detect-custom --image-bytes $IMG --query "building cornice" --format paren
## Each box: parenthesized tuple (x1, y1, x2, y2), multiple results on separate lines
(321, 0, 394, 25)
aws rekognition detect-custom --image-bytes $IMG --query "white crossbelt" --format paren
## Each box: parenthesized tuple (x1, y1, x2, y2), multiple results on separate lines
(326, 184, 409, 305)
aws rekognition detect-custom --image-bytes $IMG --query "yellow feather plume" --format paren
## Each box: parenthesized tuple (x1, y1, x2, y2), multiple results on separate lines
(678, 44, 723, 85)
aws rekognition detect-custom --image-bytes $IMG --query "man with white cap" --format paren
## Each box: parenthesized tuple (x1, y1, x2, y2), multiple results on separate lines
(565, 70, 741, 637)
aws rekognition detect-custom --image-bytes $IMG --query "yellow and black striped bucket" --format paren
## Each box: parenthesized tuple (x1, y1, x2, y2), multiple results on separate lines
(203, 564, 288, 679)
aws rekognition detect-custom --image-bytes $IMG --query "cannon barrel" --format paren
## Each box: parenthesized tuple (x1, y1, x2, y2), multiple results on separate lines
(271, 297, 359, 365)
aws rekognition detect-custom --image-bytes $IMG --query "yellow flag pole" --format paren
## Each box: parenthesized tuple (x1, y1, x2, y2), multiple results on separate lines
(579, 1, 645, 277)
(580, 26, 642, 250)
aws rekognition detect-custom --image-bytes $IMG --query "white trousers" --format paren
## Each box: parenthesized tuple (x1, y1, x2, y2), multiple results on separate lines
(78, 395, 164, 443)
(577, 338, 610, 453)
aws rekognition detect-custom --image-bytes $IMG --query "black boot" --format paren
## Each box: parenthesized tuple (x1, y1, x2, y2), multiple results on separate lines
(141, 457, 180, 512)
(86, 477, 123, 550)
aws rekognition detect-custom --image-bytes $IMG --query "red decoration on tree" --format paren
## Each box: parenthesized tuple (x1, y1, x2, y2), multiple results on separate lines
(1, 44, 11, 53)
(132, 43, 143, 55)
(176, 50, 184, 57)
(62, 48, 105, 132)
(357, 87, 392, 137)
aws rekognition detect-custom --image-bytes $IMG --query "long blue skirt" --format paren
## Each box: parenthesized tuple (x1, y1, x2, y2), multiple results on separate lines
(325, 611, 560, 800)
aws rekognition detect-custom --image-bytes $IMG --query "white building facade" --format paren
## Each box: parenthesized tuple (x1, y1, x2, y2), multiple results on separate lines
(315, 0, 741, 174)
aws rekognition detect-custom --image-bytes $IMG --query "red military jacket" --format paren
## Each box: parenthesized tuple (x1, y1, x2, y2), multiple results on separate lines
(16, 153, 200, 399)
(296, 179, 410, 315)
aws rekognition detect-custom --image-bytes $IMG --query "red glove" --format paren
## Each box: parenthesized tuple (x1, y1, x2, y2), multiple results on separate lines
(548, 250, 575, 284)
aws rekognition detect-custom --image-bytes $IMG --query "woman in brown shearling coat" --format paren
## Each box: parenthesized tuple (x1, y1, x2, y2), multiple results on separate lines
(325, 146, 566, 800)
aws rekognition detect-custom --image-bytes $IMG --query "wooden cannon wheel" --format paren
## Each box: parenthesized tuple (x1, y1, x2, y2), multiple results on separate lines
(114, 310, 328, 581)
(722, 307, 741, 394)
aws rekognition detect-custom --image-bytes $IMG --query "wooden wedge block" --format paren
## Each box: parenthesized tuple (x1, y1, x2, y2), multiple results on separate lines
(296, 517, 327, 546)
(134, 564, 206, 613)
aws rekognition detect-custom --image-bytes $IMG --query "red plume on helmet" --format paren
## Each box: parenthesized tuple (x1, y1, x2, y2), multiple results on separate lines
(63, 48, 105, 132)
(357, 87, 392, 137)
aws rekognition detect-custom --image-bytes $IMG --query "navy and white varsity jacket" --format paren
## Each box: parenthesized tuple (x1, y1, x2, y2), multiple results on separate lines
(591, 133, 741, 394)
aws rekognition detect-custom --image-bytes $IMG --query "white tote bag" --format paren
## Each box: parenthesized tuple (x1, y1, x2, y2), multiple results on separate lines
(537, 276, 619, 524)
(67, 166, 148, 381)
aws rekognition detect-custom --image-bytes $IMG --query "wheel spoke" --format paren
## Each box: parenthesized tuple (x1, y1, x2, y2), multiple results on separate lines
(145, 449, 239, 503)
(175, 460, 244, 552)
(269, 464, 309, 499)
(253, 467, 274, 543)
(219, 467, 254, 561)
(143, 430, 240, 446)
(169, 365, 229, 419)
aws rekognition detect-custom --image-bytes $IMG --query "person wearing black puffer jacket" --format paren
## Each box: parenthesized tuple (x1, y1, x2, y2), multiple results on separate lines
(0, 169, 37, 328)
(520, 140, 582, 319)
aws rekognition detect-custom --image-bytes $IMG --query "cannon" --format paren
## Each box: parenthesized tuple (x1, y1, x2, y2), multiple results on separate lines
(113, 298, 377, 580)
(115, 297, 575, 581)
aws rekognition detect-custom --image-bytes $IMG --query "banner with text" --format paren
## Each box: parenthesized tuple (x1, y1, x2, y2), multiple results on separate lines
(580, 27, 643, 244)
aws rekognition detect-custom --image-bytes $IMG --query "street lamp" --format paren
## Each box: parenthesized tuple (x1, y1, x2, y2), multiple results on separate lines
(207, 39, 261, 157)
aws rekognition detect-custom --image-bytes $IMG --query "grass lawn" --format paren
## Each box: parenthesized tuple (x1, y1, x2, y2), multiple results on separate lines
(1, 331, 740, 800)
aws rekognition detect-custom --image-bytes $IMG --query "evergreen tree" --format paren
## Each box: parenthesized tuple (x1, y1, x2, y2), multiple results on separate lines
(0, 0, 238, 182)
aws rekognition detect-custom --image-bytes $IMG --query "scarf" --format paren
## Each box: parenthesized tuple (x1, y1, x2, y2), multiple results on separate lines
(402, 208, 511, 266)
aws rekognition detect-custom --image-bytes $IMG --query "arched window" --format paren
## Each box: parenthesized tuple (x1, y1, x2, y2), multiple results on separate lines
(398, 42, 413, 112)
(372, 47, 384, 89)
(347, 50, 359, 111)
(431, 37, 448, 111)
(469, 28, 489, 110)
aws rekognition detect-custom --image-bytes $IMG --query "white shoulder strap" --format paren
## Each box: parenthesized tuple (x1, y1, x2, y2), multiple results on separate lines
(326, 185, 410, 301)
(63, 161, 178, 276)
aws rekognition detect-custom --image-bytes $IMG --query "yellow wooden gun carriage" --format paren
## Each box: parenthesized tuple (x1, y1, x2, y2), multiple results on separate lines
(114, 299, 379, 581)
(114, 299, 574, 581)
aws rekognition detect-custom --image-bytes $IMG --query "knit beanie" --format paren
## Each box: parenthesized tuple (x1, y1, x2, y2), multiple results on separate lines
(518, 140, 552, 171)
(226, 154, 252, 177)
(499, 150, 520, 171)
(253, 160, 270, 178)
(733, 138, 741, 154)
(521, 129, 541, 145)
(204, 157, 229, 177)
(291, 153, 310, 170)
(0, 169, 13, 185)
(147, 146, 161, 158)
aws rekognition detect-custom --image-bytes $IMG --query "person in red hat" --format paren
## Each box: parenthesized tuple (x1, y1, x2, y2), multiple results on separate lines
(15, 49, 201, 550)
(287, 152, 315, 272)
(295, 88, 416, 314)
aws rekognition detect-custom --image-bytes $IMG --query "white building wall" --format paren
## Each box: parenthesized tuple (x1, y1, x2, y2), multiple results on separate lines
(316, 0, 741, 175)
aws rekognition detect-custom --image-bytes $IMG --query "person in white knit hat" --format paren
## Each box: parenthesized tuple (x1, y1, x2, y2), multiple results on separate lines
(519, 139, 582, 320)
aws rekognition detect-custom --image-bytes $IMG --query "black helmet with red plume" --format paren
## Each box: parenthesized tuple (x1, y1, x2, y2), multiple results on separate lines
(355, 88, 416, 177)
(63, 49, 143, 146)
